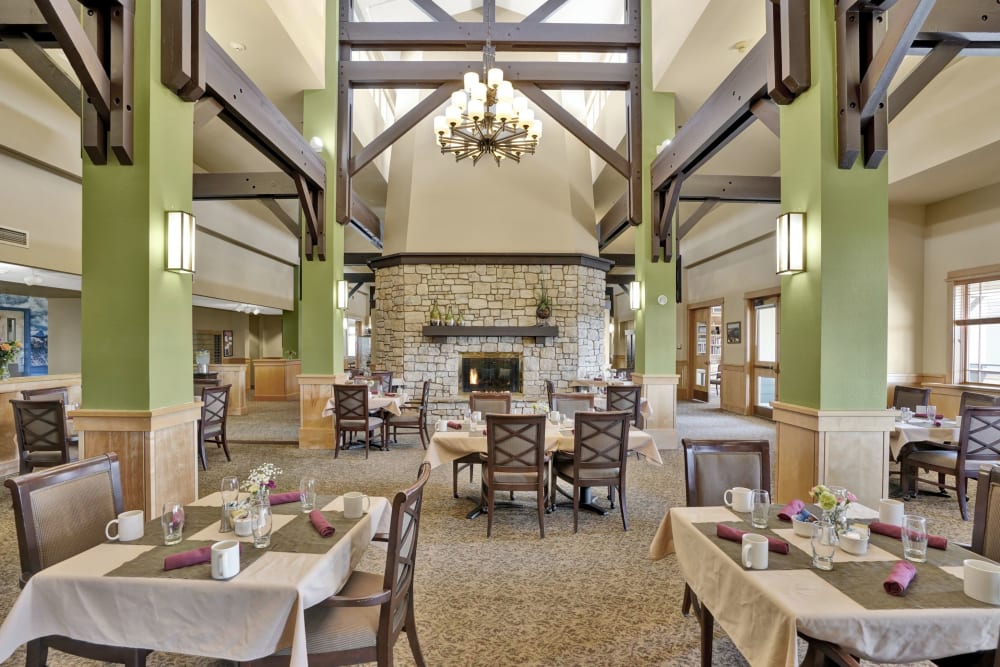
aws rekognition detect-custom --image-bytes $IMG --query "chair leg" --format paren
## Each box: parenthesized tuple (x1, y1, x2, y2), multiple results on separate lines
(364, 429, 370, 460)
(486, 485, 495, 538)
(681, 583, 693, 616)
(938, 472, 947, 493)
(699, 601, 714, 667)
(334, 428, 340, 459)
(958, 474, 969, 521)
(452, 462, 461, 499)
(572, 484, 580, 533)
(537, 485, 546, 539)
(618, 482, 629, 531)
(405, 600, 426, 667)
(199, 437, 208, 471)
(218, 432, 231, 462)
(25, 638, 48, 667)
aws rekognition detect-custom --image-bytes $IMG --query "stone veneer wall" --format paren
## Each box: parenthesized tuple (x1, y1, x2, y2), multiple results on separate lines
(372, 263, 606, 411)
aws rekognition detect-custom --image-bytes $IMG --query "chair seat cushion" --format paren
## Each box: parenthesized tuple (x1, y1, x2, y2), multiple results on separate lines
(389, 415, 421, 426)
(555, 462, 620, 481)
(25, 444, 78, 466)
(491, 471, 542, 485)
(339, 417, 383, 430)
(203, 424, 223, 438)
(278, 570, 382, 656)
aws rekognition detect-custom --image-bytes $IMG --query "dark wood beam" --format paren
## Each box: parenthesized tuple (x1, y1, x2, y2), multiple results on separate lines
(681, 175, 781, 203)
(601, 253, 634, 267)
(750, 98, 780, 137)
(349, 192, 383, 250)
(777, 0, 811, 96)
(597, 194, 629, 251)
(518, 83, 629, 178)
(294, 172, 320, 248)
(678, 199, 720, 240)
(350, 83, 459, 176)
(917, 0, 1000, 41)
(81, 6, 107, 165)
(863, 9, 889, 168)
(837, 6, 862, 168)
(342, 61, 635, 89)
(193, 95, 223, 128)
(34, 0, 111, 119)
(858, 0, 936, 121)
(345, 253, 380, 265)
(193, 172, 297, 200)
(336, 39, 352, 225)
(205, 37, 325, 190)
(198, 225, 296, 267)
(888, 38, 964, 121)
(108, 0, 134, 164)
(3, 32, 80, 114)
(409, 0, 455, 22)
(345, 272, 375, 284)
(348, 282, 364, 298)
(656, 177, 682, 263)
(626, 44, 642, 227)
(650, 39, 768, 191)
(259, 199, 299, 237)
(341, 22, 639, 52)
(605, 274, 635, 287)
(523, 0, 569, 23)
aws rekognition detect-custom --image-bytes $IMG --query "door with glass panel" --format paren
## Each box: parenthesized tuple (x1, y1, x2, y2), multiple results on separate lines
(750, 297, 779, 419)
(690, 307, 711, 402)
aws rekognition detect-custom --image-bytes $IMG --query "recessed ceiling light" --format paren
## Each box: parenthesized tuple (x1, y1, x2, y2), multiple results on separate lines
(730, 40, 750, 54)
(230, 42, 247, 52)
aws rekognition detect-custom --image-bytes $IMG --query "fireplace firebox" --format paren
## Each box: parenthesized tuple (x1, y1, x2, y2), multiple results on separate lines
(460, 353, 522, 394)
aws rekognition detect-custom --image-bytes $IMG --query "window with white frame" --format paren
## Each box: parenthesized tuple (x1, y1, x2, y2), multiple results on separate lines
(951, 275, 1000, 385)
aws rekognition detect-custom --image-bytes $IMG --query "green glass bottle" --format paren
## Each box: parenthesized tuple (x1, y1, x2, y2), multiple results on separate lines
(456, 310, 464, 326)
(429, 301, 441, 325)
(445, 305, 455, 326)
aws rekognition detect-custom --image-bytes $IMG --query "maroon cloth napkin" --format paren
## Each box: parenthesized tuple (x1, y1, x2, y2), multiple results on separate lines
(883, 560, 918, 596)
(777, 499, 805, 522)
(447, 421, 462, 430)
(384, 392, 397, 397)
(869, 521, 948, 550)
(716, 523, 790, 554)
(163, 546, 211, 571)
(309, 510, 335, 537)
(269, 491, 300, 505)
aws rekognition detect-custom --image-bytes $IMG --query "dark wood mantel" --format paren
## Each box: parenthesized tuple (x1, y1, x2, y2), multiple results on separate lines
(421, 325, 559, 341)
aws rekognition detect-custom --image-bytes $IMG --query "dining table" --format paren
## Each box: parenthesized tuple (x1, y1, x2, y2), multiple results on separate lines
(891, 416, 960, 460)
(0, 491, 390, 666)
(650, 503, 1000, 666)
(321, 392, 408, 418)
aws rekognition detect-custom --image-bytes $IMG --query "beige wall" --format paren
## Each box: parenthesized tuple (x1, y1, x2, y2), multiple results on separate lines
(193, 307, 251, 358)
(255, 315, 284, 358)
(887, 204, 925, 375)
(47, 297, 81, 373)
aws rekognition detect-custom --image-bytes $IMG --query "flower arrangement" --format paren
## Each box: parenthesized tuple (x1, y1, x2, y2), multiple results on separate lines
(241, 463, 283, 496)
(0, 340, 22, 365)
(811, 484, 856, 534)
(535, 289, 552, 320)
(531, 401, 550, 414)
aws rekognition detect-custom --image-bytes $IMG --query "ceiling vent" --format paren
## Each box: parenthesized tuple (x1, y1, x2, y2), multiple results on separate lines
(0, 226, 28, 248)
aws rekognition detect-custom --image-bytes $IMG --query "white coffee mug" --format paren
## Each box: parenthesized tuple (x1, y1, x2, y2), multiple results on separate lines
(211, 540, 241, 580)
(437, 418, 448, 432)
(343, 491, 371, 519)
(964, 559, 1000, 605)
(724, 486, 754, 513)
(105, 509, 144, 542)
(879, 498, 905, 526)
(741, 533, 769, 570)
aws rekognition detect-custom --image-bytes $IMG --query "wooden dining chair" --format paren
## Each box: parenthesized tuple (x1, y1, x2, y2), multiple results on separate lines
(960, 391, 1000, 416)
(246, 463, 430, 667)
(333, 384, 383, 459)
(368, 370, 393, 394)
(681, 438, 771, 667)
(4, 453, 151, 666)
(482, 414, 548, 538)
(387, 380, 431, 448)
(10, 399, 77, 475)
(972, 463, 1000, 562)
(550, 410, 630, 532)
(452, 391, 512, 498)
(891, 385, 931, 411)
(903, 406, 1000, 520)
(21, 386, 79, 450)
(197, 384, 232, 470)
(545, 379, 555, 410)
(550, 392, 595, 420)
(606, 385, 644, 429)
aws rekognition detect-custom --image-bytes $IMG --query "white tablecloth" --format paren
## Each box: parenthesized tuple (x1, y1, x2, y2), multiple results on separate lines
(0, 492, 390, 666)
(653, 505, 1000, 666)
(321, 393, 407, 418)
(423, 423, 662, 469)
(890, 419, 960, 459)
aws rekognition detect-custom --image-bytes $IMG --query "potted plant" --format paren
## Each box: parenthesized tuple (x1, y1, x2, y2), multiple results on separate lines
(535, 289, 552, 321)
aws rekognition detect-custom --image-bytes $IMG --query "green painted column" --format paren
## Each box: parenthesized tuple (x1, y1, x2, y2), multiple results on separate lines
(81, 0, 193, 410)
(282, 266, 300, 359)
(634, 0, 676, 375)
(779, 0, 888, 410)
(299, 0, 344, 375)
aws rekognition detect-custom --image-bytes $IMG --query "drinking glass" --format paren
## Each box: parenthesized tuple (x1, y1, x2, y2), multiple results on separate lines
(161, 501, 185, 546)
(900, 407, 913, 423)
(220, 476, 239, 532)
(300, 476, 317, 512)
(810, 521, 837, 571)
(750, 489, 770, 529)
(548, 411, 561, 426)
(250, 498, 273, 549)
(902, 515, 928, 563)
(471, 411, 482, 428)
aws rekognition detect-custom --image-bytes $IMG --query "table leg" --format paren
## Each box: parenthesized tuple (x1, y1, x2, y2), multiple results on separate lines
(552, 485, 609, 516)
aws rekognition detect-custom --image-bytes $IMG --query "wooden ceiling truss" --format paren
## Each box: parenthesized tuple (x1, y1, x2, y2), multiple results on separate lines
(338, 0, 643, 249)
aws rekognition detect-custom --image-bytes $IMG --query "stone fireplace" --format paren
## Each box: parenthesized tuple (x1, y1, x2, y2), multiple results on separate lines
(369, 254, 610, 413)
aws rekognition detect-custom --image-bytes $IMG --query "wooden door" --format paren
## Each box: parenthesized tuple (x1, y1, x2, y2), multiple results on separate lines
(750, 297, 780, 419)
(690, 307, 711, 402)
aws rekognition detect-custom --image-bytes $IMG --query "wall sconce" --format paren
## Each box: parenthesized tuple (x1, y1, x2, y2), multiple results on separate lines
(336, 279, 349, 310)
(776, 212, 805, 275)
(629, 280, 641, 310)
(309, 136, 324, 153)
(166, 211, 196, 273)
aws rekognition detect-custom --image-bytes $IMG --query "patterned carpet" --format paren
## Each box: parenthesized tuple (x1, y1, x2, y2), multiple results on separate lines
(0, 401, 979, 666)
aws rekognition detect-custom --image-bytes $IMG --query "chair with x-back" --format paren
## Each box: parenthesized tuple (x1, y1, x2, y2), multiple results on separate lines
(452, 391, 511, 498)
(482, 414, 548, 538)
(333, 384, 383, 459)
(197, 384, 232, 470)
(551, 393, 596, 421)
(606, 385, 644, 429)
(11, 399, 77, 475)
(891, 385, 931, 411)
(5, 453, 151, 666)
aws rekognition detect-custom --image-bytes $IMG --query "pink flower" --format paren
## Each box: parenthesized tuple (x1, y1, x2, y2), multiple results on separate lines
(846, 492, 857, 503)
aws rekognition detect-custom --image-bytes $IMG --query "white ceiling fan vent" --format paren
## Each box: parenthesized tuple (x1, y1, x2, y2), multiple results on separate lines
(0, 226, 28, 248)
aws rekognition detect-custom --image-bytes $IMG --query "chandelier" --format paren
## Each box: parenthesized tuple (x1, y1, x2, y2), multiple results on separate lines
(433, 47, 542, 167)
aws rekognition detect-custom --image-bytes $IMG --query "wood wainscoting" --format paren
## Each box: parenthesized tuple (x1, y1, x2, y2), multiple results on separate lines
(720, 364, 749, 415)
(676, 360, 689, 400)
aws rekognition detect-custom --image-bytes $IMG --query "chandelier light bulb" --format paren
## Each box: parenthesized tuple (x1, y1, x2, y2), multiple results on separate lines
(530, 120, 543, 138)
(445, 105, 462, 126)
(471, 82, 487, 103)
(468, 99, 485, 120)
(512, 96, 528, 114)
(495, 101, 512, 122)
(487, 67, 503, 88)
(518, 108, 535, 129)
(497, 81, 514, 103)
(463, 71, 479, 92)
(433, 116, 449, 136)
(450, 90, 467, 111)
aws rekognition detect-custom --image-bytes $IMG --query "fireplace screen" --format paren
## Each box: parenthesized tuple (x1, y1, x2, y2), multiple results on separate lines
(460, 353, 522, 394)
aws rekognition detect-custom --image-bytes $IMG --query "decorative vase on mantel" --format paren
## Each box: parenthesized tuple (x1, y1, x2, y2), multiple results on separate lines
(535, 289, 552, 324)
(429, 301, 442, 326)
(444, 306, 455, 326)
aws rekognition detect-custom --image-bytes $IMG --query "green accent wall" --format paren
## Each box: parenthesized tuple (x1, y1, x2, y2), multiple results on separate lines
(299, 0, 344, 375)
(779, 0, 888, 410)
(282, 266, 300, 358)
(634, 0, 676, 374)
(81, 0, 193, 410)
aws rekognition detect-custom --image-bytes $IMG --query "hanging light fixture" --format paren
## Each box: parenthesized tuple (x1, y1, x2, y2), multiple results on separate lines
(432, 22, 541, 166)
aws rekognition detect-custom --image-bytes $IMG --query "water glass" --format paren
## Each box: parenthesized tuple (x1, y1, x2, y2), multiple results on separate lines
(300, 476, 317, 512)
(161, 501, 185, 546)
(471, 411, 482, 428)
(811, 521, 837, 571)
(547, 411, 561, 426)
(750, 489, 770, 529)
(900, 407, 913, 423)
(902, 515, 928, 563)
(250, 498, 273, 549)
(220, 476, 239, 532)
